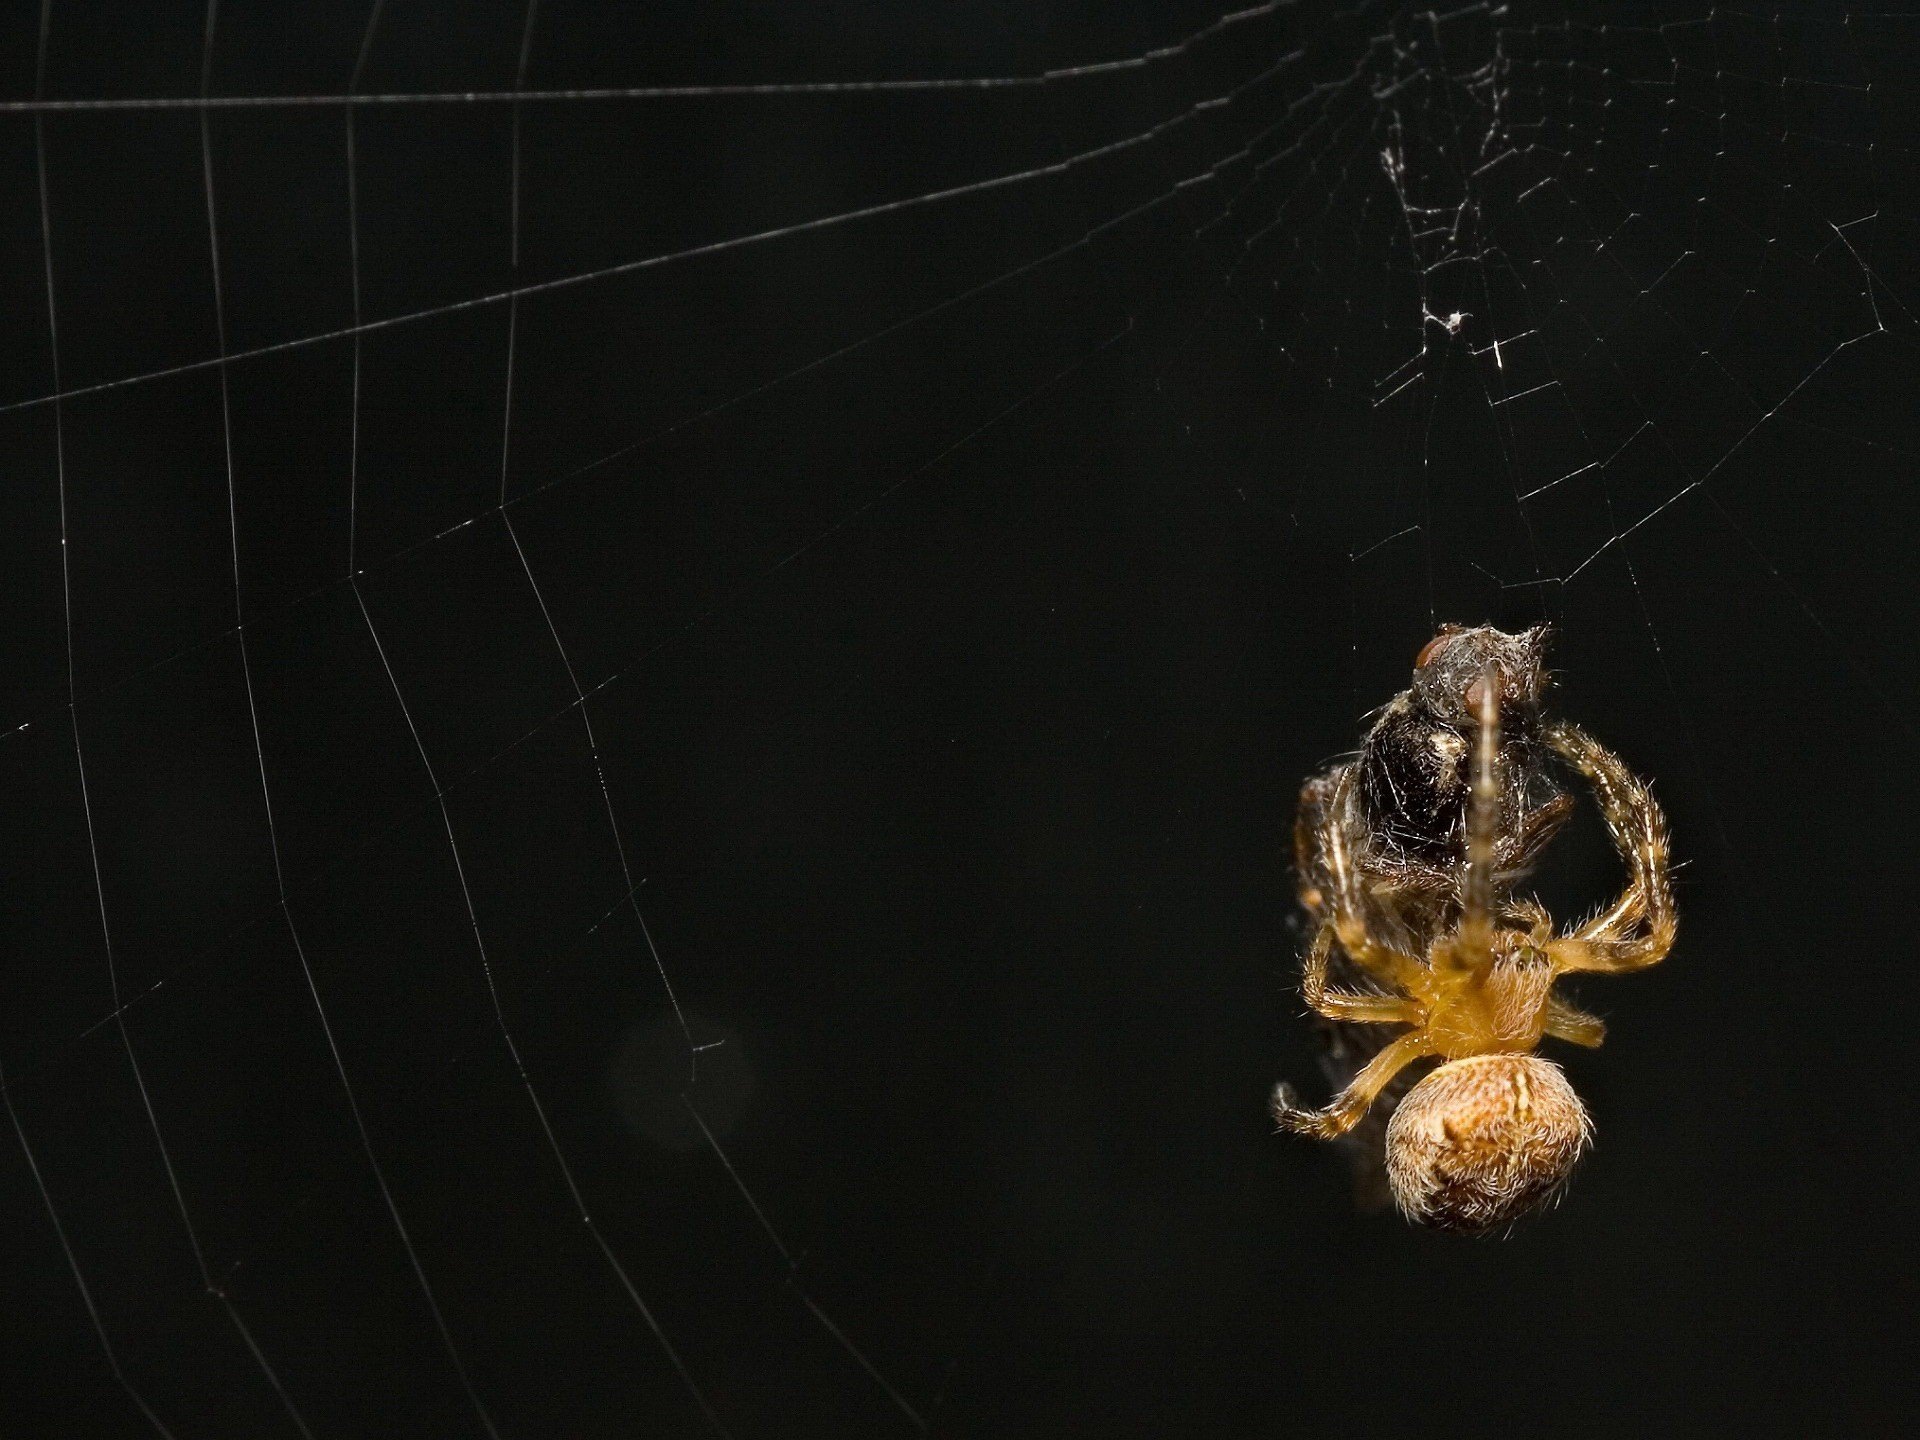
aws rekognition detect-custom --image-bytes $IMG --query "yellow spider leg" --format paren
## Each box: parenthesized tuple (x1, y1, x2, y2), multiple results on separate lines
(1444, 664, 1502, 974)
(1544, 993, 1606, 1047)
(1271, 1030, 1435, 1140)
(1320, 773, 1426, 990)
(1578, 887, 1645, 943)
(1301, 925, 1422, 1026)
(1544, 721, 1676, 974)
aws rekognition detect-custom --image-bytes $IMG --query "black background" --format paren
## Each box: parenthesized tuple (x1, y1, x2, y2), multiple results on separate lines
(2, 2, 1917, 1436)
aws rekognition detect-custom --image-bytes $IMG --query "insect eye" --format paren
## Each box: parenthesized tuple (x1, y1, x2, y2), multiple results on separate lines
(1415, 632, 1453, 669)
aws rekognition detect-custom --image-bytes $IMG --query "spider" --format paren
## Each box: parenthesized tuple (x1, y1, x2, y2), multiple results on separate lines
(1287, 625, 1581, 1208)
(1273, 629, 1675, 1234)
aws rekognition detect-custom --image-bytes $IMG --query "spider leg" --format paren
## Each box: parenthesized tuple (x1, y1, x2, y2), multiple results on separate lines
(1544, 993, 1607, 1047)
(1578, 892, 1646, 944)
(1301, 925, 1422, 1026)
(1318, 779, 1425, 990)
(1272, 1030, 1435, 1140)
(1543, 720, 1676, 974)
(1500, 896, 1552, 940)
(1448, 664, 1503, 970)
(1293, 770, 1340, 916)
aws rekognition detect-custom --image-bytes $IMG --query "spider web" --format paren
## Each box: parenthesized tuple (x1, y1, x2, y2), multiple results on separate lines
(1, 1, 1915, 1435)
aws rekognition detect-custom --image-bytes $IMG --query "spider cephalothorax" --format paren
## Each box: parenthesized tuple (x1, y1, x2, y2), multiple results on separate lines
(1275, 630, 1674, 1234)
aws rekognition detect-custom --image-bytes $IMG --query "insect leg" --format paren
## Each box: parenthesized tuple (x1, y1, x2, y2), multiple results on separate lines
(1500, 792, 1576, 877)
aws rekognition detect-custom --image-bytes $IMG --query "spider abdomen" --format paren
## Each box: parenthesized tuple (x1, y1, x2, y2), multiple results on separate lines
(1384, 1054, 1591, 1235)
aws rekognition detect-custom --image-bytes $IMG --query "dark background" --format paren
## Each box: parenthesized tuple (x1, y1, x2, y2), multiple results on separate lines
(1, 2, 1916, 1436)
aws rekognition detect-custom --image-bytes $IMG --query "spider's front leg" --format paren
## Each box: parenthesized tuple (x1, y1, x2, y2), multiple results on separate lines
(1317, 774, 1428, 992)
(1292, 770, 1341, 915)
(1447, 664, 1505, 968)
(1273, 1030, 1435, 1139)
(1544, 721, 1676, 975)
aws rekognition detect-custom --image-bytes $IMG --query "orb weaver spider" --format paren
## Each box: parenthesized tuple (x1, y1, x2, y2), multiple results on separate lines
(1273, 629, 1675, 1234)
